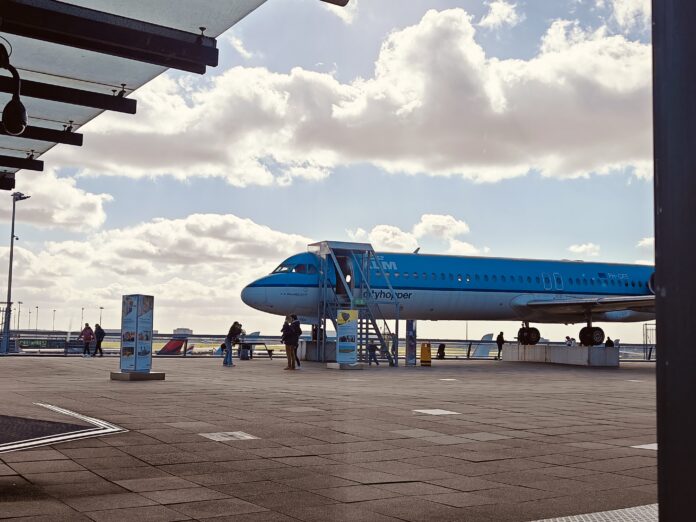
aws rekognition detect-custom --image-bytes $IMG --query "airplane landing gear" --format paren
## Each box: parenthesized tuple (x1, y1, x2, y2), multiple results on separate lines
(517, 324, 541, 345)
(579, 326, 605, 346)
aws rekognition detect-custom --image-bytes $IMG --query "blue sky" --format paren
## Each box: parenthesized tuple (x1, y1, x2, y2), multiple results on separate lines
(0, 0, 654, 341)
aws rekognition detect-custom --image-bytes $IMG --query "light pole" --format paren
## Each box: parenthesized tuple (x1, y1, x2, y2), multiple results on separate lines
(52, 309, 56, 331)
(1, 192, 30, 354)
(27, 309, 30, 329)
(99, 306, 104, 325)
(16, 301, 21, 330)
(35, 305, 38, 331)
(80, 307, 84, 326)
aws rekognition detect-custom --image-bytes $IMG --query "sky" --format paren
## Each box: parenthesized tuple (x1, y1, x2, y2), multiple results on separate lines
(0, 0, 655, 342)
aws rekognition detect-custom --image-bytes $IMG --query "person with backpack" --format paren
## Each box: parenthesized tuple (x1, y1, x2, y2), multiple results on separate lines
(78, 323, 94, 358)
(93, 324, 105, 357)
(496, 332, 505, 360)
(281, 315, 301, 370)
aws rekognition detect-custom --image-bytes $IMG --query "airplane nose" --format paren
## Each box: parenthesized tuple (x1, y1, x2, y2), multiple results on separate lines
(241, 284, 267, 311)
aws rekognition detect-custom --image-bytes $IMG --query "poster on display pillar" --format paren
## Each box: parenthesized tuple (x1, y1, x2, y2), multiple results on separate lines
(336, 309, 358, 364)
(120, 294, 154, 373)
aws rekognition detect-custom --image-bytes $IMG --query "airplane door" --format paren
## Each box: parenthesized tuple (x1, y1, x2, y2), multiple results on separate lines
(542, 273, 553, 290)
(553, 273, 564, 291)
(335, 256, 353, 296)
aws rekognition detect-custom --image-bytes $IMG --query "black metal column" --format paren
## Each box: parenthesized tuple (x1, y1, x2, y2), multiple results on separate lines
(653, 2, 696, 519)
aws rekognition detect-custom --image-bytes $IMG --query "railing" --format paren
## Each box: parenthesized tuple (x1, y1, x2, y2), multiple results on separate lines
(2, 331, 657, 361)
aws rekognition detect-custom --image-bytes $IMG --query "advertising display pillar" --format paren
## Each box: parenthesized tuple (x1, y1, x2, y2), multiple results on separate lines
(110, 294, 164, 381)
(405, 320, 417, 366)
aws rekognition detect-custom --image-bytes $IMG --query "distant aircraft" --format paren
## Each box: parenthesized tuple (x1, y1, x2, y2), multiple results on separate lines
(241, 248, 654, 346)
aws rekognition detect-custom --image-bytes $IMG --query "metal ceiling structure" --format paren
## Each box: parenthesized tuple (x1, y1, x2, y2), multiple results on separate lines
(0, 0, 349, 190)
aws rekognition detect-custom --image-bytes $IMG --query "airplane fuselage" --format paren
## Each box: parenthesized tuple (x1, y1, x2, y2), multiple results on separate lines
(241, 251, 655, 325)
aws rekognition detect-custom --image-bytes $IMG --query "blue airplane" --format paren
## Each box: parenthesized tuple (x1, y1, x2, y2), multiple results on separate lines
(241, 244, 654, 346)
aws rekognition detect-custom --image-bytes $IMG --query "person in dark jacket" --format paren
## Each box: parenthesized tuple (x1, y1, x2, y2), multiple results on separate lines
(281, 315, 301, 370)
(496, 332, 505, 360)
(436, 343, 446, 359)
(605, 337, 615, 348)
(224, 321, 243, 367)
(93, 324, 105, 357)
(291, 315, 302, 368)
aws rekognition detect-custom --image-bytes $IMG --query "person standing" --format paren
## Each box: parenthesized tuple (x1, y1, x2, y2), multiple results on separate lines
(224, 321, 242, 367)
(436, 343, 446, 360)
(367, 343, 379, 366)
(605, 337, 615, 348)
(78, 323, 94, 357)
(496, 332, 505, 360)
(281, 315, 300, 370)
(291, 315, 302, 368)
(93, 324, 105, 357)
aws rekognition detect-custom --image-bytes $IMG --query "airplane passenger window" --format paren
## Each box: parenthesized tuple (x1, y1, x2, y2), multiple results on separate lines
(385, 272, 390, 278)
(484, 275, 489, 282)
(583, 278, 588, 285)
(501, 275, 506, 282)
(518, 275, 523, 283)
(403, 272, 409, 279)
(492, 275, 497, 282)
(413, 272, 418, 279)
(535, 276, 541, 284)
(590, 278, 595, 285)
(475, 274, 480, 281)
(466, 274, 471, 283)
(423, 272, 427, 279)
(567, 278, 573, 285)
(394, 272, 400, 278)
(441, 273, 446, 280)
(527, 276, 531, 283)
(625, 281, 629, 287)
(611, 280, 616, 285)
(576, 278, 581, 285)
(457, 274, 462, 282)
(449, 273, 454, 281)
(431, 272, 436, 280)
(631, 281, 636, 287)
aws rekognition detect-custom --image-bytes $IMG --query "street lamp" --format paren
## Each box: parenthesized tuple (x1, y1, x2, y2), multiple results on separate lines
(1, 192, 30, 354)
(52, 309, 56, 331)
(16, 301, 21, 330)
(35, 305, 38, 331)
(99, 306, 104, 325)
(27, 308, 30, 329)
(80, 306, 84, 325)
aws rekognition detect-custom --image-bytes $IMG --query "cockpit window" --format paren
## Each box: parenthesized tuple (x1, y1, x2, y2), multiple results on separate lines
(293, 264, 307, 274)
(272, 264, 294, 273)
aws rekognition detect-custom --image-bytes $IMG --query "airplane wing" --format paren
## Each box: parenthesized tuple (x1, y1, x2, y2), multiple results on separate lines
(525, 295, 655, 315)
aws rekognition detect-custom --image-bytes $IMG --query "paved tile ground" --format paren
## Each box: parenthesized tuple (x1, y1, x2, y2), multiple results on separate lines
(0, 357, 657, 521)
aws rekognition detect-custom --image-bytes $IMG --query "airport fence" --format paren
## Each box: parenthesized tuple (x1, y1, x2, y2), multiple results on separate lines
(2, 331, 657, 361)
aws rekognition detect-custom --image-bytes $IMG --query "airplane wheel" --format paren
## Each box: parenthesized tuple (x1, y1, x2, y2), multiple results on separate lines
(518, 327, 529, 345)
(528, 328, 541, 345)
(591, 327, 605, 346)
(579, 327, 592, 346)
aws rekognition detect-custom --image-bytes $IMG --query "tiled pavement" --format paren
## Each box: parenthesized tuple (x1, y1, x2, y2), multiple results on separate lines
(0, 357, 657, 521)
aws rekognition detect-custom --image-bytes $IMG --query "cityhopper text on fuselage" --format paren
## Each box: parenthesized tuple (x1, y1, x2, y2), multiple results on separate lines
(241, 245, 655, 346)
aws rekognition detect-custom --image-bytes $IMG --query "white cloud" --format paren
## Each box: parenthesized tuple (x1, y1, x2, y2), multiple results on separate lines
(568, 242, 601, 257)
(479, 1, 522, 30)
(48, 8, 652, 186)
(225, 35, 253, 59)
(609, 0, 650, 32)
(636, 236, 654, 249)
(321, 0, 359, 24)
(446, 239, 488, 256)
(0, 168, 112, 231)
(0, 213, 312, 333)
(348, 213, 483, 254)
(348, 225, 419, 252)
(412, 214, 469, 239)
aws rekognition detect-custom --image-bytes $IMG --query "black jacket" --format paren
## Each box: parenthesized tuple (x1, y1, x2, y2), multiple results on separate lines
(282, 320, 302, 346)
(95, 326, 105, 342)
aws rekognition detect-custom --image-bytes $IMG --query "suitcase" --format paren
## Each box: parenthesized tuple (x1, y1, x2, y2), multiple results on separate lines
(240, 347, 250, 360)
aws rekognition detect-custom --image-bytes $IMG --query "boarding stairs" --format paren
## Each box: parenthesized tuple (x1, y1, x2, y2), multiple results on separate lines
(310, 241, 400, 365)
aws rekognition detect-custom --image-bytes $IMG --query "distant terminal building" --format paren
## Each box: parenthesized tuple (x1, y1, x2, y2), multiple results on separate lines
(174, 328, 193, 336)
